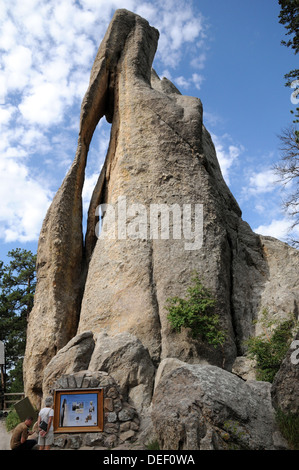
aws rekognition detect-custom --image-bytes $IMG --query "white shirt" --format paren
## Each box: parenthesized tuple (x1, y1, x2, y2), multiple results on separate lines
(39, 407, 54, 431)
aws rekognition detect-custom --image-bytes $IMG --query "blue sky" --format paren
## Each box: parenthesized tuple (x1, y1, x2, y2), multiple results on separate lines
(0, 0, 298, 264)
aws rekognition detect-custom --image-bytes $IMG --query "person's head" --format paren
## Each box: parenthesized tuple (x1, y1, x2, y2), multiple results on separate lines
(44, 396, 53, 408)
(24, 417, 33, 426)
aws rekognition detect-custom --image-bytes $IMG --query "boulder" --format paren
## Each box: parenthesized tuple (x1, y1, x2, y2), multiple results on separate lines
(42, 331, 95, 399)
(271, 330, 299, 414)
(152, 363, 287, 450)
(154, 357, 208, 391)
(232, 356, 257, 381)
(89, 331, 155, 416)
(258, 236, 299, 325)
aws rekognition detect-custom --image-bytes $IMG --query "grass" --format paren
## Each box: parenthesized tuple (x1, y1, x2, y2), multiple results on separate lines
(5, 409, 21, 432)
(275, 408, 299, 450)
(146, 439, 160, 450)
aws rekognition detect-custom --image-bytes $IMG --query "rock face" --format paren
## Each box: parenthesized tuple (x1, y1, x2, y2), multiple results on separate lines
(42, 331, 95, 399)
(152, 362, 287, 450)
(23, 8, 299, 448)
(89, 332, 155, 416)
(271, 331, 299, 414)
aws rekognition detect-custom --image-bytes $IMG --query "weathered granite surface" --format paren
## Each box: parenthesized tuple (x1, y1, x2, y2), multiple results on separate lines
(271, 330, 299, 414)
(152, 362, 288, 450)
(89, 331, 155, 417)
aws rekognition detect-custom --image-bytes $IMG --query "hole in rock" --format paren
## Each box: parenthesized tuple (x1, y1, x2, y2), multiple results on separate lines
(82, 119, 111, 243)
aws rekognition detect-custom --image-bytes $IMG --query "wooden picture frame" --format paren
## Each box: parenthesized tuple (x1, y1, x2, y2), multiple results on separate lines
(53, 388, 104, 433)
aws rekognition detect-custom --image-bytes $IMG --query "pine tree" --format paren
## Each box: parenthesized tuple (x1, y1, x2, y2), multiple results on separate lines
(278, 0, 299, 123)
(275, 1, 299, 245)
(0, 249, 36, 392)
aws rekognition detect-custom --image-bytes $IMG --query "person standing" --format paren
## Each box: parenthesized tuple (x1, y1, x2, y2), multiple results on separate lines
(37, 396, 54, 450)
(10, 417, 37, 450)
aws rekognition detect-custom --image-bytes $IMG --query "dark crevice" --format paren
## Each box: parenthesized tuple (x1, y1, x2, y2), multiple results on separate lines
(105, 66, 117, 123)
(226, 230, 241, 356)
(148, 241, 162, 367)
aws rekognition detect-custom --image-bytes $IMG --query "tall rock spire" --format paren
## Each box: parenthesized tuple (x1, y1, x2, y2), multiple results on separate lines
(24, 9, 299, 408)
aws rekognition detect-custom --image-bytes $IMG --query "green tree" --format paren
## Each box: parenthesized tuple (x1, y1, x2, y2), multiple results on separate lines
(165, 273, 226, 348)
(274, 125, 299, 242)
(275, 1, 299, 244)
(0, 249, 36, 392)
(278, 0, 299, 123)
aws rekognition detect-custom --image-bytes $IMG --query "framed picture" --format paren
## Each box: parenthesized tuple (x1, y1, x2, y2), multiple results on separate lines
(53, 388, 104, 433)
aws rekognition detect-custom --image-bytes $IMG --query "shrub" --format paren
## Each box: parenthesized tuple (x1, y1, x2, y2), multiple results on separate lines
(6, 409, 21, 432)
(275, 408, 299, 450)
(245, 308, 298, 383)
(146, 439, 160, 450)
(165, 273, 226, 347)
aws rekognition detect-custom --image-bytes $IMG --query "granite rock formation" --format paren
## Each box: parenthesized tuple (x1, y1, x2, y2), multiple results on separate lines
(23, 9, 299, 449)
(152, 362, 288, 450)
(271, 330, 299, 415)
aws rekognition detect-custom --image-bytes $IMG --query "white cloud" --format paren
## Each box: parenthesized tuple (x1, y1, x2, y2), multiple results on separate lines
(150, 1, 206, 68)
(0, 0, 209, 244)
(192, 73, 204, 90)
(203, 110, 223, 127)
(254, 218, 299, 241)
(254, 203, 266, 214)
(0, 105, 16, 125)
(183, 18, 203, 42)
(159, 69, 173, 81)
(134, 4, 157, 22)
(0, 19, 18, 51)
(175, 76, 191, 89)
(19, 83, 65, 125)
(212, 133, 244, 184)
(83, 125, 111, 211)
(82, 173, 101, 213)
(1, 0, 207, 126)
(174, 73, 204, 91)
(0, 158, 53, 242)
(190, 53, 206, 70)
(2, 45, 33, 93)
(247, 169, 278, 195)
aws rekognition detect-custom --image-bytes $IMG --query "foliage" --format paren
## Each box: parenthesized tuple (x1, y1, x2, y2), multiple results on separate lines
(222, 420, 249, 450)
(0, 249, 37, 392)
(279, 0, 299, 123)
(146, 439, 160, 450)
(165, 273, 226, 348)
(5, 409, 21, 432)
(279, 0, 299, 51)
(245, 308, 298, 383)
(275, 408, 299, 450)
(276, 1, 299, 245)
(274, 125, 299, 241)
